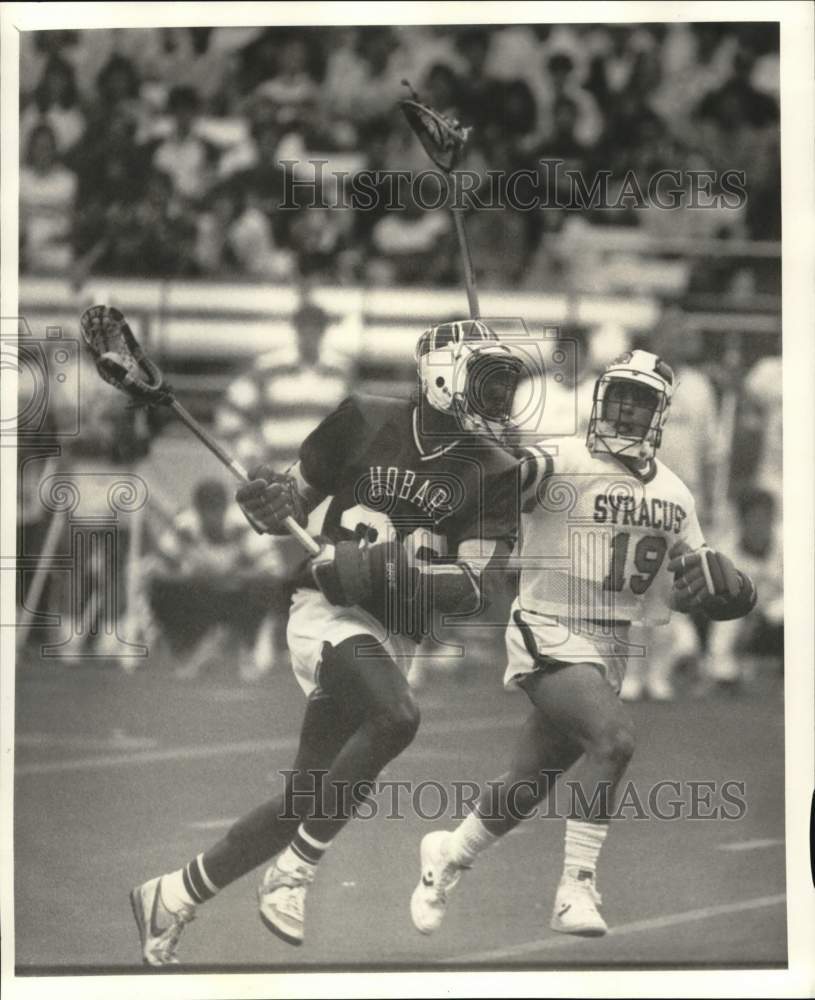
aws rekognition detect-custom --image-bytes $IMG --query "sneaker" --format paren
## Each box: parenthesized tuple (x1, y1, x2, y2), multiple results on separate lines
(410, 830, 467, 935)
(257, 859, 315, 946)
(130, 876, 196, 966)
(550, 867, 608, 937)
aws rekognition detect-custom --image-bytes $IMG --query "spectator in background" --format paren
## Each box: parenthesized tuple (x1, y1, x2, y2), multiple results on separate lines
(21, 54, 85, 157)
(71, 111, 155, 280)
(40, 340, 157, 662)
(253, 33, 321, 127)
(20, 123, 77, 274)
(79, 169, 198, 277)
(689, 44, 778, 196)
(322, 27, 402, 126)
(651, 23, 738, 124)
(86, 53, 147, 137)
(695, 43, 779, 131)
(701, 488, 782, 693)
(151, 86, 218, 203)
(692, 43, 780, 243)
(18, 23, 782, 286)
(234, 27, 280, 95)
(369, 195, 454, 287)
(464, 80, 539, 287)
(622, 305, 720, 701)
(284, 206, 356, 284)
(213, 295, 351, 665)
(536, 50, 602, 148)
(738, 352, 782, 512)
(130, 27, 263, 111)
(74, 107, 149, 208)
(465, 200, 530, 289)
(423, 62, 462, 119)
(195, 179, 294, 280)
(454, 27, 495, 130)
(349, 116, 394, 250)
(20, 29, 82, 101)
(215, 295, 350, 475)
(584, 25, 658, 113)
(545, 95, 588, 164)
(499, 78, 540, 158)
(150, 479, 280, 681)
(220, 110, 287, 191)
(647, 305, 718, 512)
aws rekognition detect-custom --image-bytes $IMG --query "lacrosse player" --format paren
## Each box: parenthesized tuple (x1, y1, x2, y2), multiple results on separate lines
(410, 349, 758, 938)
(130, 320, 524, 963)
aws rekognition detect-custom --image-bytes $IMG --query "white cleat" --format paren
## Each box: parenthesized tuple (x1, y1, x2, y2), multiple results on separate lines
(410, 830, 467, 935)
(257, 859, 315, 946)
(130, 876, 196, 966)
(550, 867, 608, 937)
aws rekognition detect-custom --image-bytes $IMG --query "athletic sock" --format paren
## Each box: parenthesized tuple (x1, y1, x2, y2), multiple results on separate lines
(563, 819, 609, 878)
(161, 854, 218, 911)
(276, 824, 330, 874)
(446, 811, 500, 867)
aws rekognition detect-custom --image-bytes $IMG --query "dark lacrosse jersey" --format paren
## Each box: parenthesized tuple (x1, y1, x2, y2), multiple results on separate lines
(299, 392, 519, 571)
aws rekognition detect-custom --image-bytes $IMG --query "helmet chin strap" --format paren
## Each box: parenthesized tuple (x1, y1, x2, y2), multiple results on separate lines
(593, 423, 655, 463)
(418, 394, 462, 437)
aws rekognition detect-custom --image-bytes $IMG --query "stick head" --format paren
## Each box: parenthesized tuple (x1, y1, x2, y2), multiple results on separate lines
(80, 305, 174, 406)
(399, 81, 471, 172)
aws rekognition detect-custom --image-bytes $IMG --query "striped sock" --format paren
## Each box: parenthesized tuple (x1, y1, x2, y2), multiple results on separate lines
(277, 824, 331, 873)
(161, 854, 219, 911)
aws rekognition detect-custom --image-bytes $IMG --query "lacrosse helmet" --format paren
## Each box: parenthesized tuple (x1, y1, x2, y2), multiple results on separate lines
(587, 349, 675, 461)
(415, 320, 523, 434)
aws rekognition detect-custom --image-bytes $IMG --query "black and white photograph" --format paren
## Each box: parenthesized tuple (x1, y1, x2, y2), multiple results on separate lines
(1, 3, 813, 997)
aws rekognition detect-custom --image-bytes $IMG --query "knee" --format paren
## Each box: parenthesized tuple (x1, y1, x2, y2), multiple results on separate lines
(369, 696, 421, 755)
(589, 722, 636, 768)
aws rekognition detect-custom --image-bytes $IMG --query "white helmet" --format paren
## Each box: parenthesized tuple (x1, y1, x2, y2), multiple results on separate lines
(415, 320, 523, 434)
(587, 349, 675, 461)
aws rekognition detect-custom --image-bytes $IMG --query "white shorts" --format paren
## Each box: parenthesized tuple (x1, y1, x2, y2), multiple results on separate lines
(287, 588, 417, 698)
(503, 599, 642, 695)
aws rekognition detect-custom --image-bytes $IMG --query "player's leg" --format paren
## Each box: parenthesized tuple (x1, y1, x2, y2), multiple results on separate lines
(411, 702, 582, 934)
(526, 661, 634, 935)
(258, 635, 420, 945)
(201, 692, 364, 887)
(412, 660, 634, 937)
(130, 690, 361, 965)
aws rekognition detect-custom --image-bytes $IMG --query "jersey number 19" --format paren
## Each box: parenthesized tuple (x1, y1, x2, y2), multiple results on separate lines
(603, 532, 667, 595)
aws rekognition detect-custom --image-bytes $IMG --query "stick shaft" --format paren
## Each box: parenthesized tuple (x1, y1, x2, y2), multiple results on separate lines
(168, 399, 321, 556)
(169, 399, 249, 481)
(452, 207, 480, 318)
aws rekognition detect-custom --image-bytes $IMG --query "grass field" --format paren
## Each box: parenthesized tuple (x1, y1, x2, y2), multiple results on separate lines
(14, 654, 786, 973)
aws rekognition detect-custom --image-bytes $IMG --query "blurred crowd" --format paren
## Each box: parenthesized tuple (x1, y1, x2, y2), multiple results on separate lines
(20, 23, 780, 290)
(17, 293, 782, 696)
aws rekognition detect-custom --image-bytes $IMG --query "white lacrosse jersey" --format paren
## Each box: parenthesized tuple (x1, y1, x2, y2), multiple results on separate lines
(517, 437, 706, 625)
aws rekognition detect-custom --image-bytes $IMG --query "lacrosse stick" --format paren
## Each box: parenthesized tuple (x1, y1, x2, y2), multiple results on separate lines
(79, 305, 321, 557)
(399, 81, 479, 318)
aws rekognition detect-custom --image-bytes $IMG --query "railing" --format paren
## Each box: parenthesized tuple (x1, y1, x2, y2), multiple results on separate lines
(19, 267, 780, 365)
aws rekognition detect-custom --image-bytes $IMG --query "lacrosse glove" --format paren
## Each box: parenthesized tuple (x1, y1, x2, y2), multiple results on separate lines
(236, 464, 308, 535)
